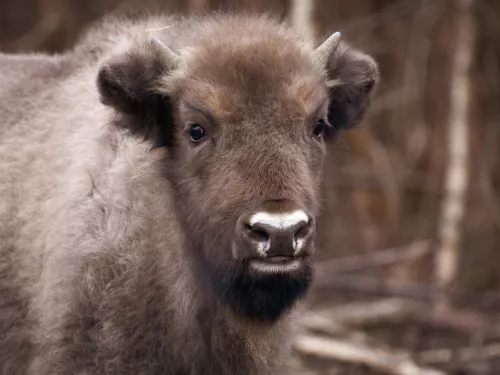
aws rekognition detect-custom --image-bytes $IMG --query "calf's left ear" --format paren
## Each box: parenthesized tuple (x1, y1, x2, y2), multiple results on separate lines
(316, 33, 379, 134)
(97, 39, 180, 147)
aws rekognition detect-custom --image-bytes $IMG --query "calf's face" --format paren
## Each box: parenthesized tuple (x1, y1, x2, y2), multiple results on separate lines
(98, 22, 378, 322)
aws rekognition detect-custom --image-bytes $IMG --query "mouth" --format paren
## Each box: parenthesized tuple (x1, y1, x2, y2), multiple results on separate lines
(248, 256, 303, 273)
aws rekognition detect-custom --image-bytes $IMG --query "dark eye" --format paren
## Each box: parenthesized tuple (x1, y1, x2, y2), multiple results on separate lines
(187, 124, 207, 143)
(313, 119, 327, 138)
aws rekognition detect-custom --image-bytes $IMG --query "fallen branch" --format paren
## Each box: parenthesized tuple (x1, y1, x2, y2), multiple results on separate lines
(313, 273, 442, 301)
(300, 310, 387, 350)
(310, 298, 410, 326)
(315, 240, 431, 275)
(293, 334, 446, 375)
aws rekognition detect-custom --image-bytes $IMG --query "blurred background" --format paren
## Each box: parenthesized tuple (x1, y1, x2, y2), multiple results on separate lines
(1, 0, 499, 374)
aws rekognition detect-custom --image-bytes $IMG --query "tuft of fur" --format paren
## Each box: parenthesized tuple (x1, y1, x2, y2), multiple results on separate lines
(0, 13, 378, 375)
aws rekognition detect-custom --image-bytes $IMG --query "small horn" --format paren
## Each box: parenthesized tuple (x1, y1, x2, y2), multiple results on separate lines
(315, 32, 341, 66)
(150, 38, 180, 70)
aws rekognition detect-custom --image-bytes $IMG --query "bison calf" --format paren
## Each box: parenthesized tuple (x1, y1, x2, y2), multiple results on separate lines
(0, 13, 378, 375)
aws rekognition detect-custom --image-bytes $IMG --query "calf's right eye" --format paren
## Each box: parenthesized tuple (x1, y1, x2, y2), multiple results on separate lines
(187, 124, 207, 143)
(313, 119, 327, 138)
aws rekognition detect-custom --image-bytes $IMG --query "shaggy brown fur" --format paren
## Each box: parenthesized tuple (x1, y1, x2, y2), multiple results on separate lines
(0, 13, 378, 375)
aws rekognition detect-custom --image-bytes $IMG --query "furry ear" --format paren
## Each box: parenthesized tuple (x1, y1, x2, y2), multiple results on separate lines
(97, 39, 179, 147)
(319, 40, 379, 134)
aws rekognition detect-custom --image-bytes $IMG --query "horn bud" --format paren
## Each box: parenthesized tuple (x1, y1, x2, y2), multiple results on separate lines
(315, 32, 341, 66)
(150, 38, 180, 70)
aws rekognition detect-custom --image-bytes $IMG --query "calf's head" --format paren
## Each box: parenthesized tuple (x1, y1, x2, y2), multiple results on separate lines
(98, 18, 378, 322)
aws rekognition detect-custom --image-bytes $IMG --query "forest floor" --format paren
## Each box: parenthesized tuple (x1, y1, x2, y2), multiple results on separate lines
(291, 277, 500, 375)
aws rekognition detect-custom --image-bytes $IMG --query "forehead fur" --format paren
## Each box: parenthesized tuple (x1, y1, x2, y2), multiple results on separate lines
(167, 16, 328, 118)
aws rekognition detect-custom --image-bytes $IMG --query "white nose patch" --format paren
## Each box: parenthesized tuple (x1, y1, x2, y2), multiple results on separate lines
(255, 240, 271, 256)
(249, 210, 309, 254)
(248, 210, 309, 230)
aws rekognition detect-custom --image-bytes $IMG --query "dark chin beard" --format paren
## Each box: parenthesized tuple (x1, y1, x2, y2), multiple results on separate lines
(209, 261, 313, 322)
(172, 206, 313, 323)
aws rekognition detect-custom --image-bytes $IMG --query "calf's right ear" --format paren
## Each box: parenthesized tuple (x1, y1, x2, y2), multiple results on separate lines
(97, 39, 180, 147)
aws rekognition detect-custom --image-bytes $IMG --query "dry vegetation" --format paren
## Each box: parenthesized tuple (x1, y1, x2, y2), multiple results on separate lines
(1, 0, 499, 374)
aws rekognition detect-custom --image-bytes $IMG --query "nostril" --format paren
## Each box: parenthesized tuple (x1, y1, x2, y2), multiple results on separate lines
(292, 219, 314, 253)
(294, 226, 308, 240)
(245, 225, 270, 243)
(242, 223, 271, 255)
(295, 218, 313, 236)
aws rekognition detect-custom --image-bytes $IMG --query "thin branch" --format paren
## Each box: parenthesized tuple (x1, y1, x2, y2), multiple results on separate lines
(310, 298, 410, 327)
(305, 297, 500, 338)
(312, 273, 500, 309)
(419, 343, 500, 364)
(400, 1, 442, 175)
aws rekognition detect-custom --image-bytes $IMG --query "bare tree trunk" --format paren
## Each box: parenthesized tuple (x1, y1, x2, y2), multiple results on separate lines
(291, 0, 316, 41)
(435, 0, 475, 311)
